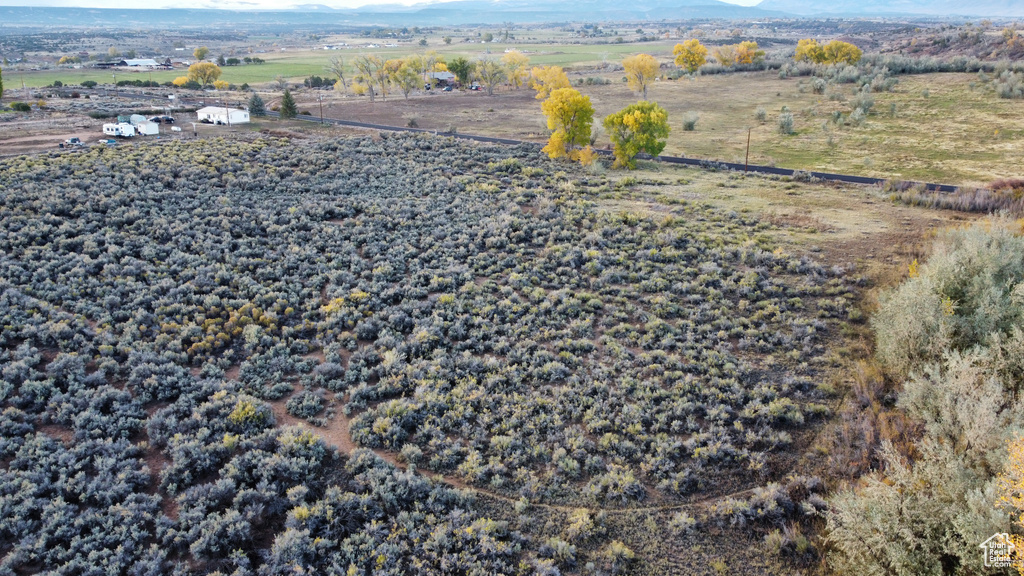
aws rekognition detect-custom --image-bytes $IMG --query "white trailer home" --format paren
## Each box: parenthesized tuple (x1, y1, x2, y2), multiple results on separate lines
(102, 123, 136, 137)
(196, 106, 250, 125)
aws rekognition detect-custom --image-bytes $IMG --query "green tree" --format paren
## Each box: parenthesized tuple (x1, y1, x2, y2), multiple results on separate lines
(217, 54, 226, 66)
(540, 87, 594, 160)
(447, 56, 475, 86)
(443, 36, 452, 45)
(194, 46, 210, 62)
(248, 93, 266, 117)
(279, 89, 297, 119)
(603, 101, 671, 169)
(475, 58, 506, 96)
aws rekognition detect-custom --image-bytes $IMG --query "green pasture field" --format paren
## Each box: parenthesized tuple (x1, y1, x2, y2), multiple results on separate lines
(14, 39, 680, 88)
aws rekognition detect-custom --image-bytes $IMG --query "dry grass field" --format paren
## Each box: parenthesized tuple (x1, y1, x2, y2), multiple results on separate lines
(278, 69, 1024, 188)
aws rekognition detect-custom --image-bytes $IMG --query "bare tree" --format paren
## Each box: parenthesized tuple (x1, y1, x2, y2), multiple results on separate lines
(325, 56, 347, 91)
(353, 55, 385, 102)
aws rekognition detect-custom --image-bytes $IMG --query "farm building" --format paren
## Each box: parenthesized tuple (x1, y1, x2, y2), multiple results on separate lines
(119, 59, 160, 68)
(428, 71, 456, 86)
(196, 107, 250, 125)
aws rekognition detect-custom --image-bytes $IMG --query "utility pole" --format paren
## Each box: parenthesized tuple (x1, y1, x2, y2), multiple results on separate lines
(744, 127, 751, 173)
(318, 93, 324, 124)
(112, 72, 117, 98)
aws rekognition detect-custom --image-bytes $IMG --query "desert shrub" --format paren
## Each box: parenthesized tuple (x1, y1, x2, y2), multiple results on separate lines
(285, 390, 324, 419)
(10, 102, 31, 112)
(828, 440, 1007, 575)
(539, 536, 577, 567)
(681, 111, 699, 131)
(850, 87, 874, 115)
(755, 106, 767, 122)
(811, 77, 827, 94)
(829, 216, 1024, 576)
(889, 183, 1024, 214)
(668, 511, 698, 535)
(872, 217, 1024, 378)
(778, 112, 794, 134)
(603, 540, 635, 575)
(996, 70, 1024, 98)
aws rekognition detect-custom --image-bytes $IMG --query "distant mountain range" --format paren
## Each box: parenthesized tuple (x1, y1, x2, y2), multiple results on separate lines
(0, 0, 1021, 28)
(0, 1, 782, 28)
(756, 0, 1024, 18)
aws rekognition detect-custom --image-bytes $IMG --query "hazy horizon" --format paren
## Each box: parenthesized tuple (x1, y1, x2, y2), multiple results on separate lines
(0, 0, 766, 10)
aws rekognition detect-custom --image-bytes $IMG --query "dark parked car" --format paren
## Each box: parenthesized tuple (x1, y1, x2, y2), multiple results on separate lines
(149, 116, 175, 124)
(443, 85, 453, 92)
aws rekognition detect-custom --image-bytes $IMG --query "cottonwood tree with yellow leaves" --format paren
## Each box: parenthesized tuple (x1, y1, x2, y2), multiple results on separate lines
(603, 101, 670, 169)
(530, 65, 570, 100)
(389, 60, 421, 99)
(714, 41, 764, 67)
(540, 87, 593, 161)
(623, 54, 658, 100)
(502, 50, 530, 90)
(673, 39, 707, 75)
(795, 39, 862, 65)
(735, 41, 765, 64)
(187, 62, 222, 87)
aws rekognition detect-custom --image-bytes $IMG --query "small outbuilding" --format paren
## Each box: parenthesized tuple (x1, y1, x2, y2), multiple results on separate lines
(428, 71, 456, 87)
(196, 106, 250, 125)
(130, 114, 160, 136)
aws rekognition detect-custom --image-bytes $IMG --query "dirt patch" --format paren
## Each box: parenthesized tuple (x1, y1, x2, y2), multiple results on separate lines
(765, 211, 835, 233)
(36, 423, 74, 446)
(269, 387, 358, 455)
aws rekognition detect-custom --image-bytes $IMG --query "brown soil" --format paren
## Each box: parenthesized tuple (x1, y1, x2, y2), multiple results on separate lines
(36, 423, 74, 446)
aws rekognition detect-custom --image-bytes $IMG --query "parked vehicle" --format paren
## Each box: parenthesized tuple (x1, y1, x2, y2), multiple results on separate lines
(64, 137, 84, 146)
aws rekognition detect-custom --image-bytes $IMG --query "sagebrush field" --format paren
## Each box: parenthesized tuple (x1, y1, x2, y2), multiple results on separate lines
(0, 133, 882, 574)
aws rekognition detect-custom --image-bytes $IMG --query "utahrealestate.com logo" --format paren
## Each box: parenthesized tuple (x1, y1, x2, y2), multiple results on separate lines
(980, 533, 1016, 569)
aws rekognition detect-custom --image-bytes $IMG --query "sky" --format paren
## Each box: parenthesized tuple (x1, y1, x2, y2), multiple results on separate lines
(0, 0, 764, 9)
